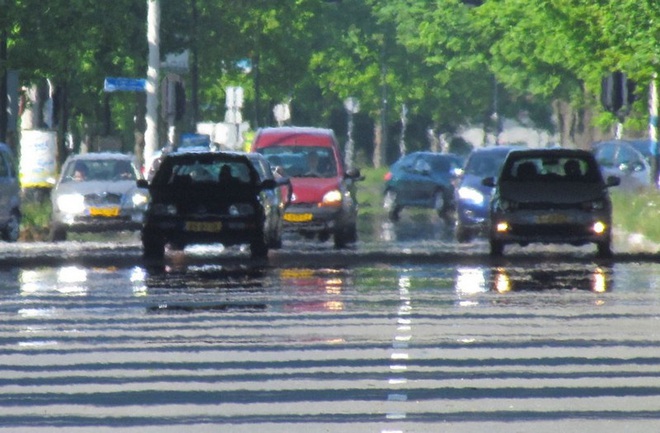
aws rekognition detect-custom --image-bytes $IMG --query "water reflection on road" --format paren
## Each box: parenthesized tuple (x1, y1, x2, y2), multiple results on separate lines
(2, 215, 660, 431)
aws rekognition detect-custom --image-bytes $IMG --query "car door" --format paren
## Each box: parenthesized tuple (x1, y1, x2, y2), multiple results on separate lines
(405, 155, 433, 204)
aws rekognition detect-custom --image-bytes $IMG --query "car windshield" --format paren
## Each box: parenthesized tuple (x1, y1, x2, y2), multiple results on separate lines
(464, 152, 509, 178)
(501, 155, 602, 183)
(63, 159, 137, 182)
(258, 146, 337, 178)
(152, 157, 254, 187)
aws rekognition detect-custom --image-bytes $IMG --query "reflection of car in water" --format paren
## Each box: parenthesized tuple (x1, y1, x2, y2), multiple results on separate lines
(49, 153, 149, 241)
(279, 268, 347, 312)
(490, 266, 611, 293)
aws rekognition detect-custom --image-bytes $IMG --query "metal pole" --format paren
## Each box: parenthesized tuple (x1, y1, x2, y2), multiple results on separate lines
(144, 0, 160, 168)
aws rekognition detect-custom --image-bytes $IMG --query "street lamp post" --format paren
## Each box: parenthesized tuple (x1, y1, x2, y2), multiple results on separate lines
(344, 97, 359, 171)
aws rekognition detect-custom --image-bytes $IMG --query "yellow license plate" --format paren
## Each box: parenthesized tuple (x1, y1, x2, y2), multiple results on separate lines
(537, 214, 569, 224)
(185, 221, 223, 232)
(284, 213, 313, 222)
(90, 207, 120, 217)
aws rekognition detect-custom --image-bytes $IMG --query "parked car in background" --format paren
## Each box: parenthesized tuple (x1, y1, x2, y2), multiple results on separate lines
(251, 127, 362, 248)
(0, 143, 21, 242)
(140, 150, 287, 259)
(455, 145, 519, 242)
(49, 153, 149, 241)
(484, 148, 619, 257)
(383, 151, 463, 221)
(591, 140, 653, 190)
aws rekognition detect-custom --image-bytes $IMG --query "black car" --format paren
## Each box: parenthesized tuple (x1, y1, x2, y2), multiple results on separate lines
(484, 148, 619, 257)
(140, 150, 288, 259)
(383, 152, 463, 221)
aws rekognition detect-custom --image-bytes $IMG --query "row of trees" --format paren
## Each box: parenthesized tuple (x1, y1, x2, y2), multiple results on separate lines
(2, 0, 660, 167)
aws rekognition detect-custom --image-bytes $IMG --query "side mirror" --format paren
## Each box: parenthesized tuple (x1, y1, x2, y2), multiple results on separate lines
(606, 175, 620, 187)
(260, 179, 277, 189)
(137, 179, 149, 189)
(346, 167, 365, 181)
(482, 177, 496, 187)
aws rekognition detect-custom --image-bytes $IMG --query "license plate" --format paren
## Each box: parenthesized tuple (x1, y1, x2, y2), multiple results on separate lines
(185, 221, 223, 232)
(90, 207, 120, 217)
(536, 214, 569, 224)
(284, 213, 313, 222)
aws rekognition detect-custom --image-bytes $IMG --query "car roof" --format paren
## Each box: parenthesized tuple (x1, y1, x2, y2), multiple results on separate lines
(253, 126, 337, 147)
(162, 149, 250, 162)
(64, 152, 136, 162)
(592, 139, 653, 156)
(506, 147, 593, 159)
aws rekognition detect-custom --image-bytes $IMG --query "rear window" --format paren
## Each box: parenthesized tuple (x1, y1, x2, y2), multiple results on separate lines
(501, 155, 602, 183)
(153, 157, 254, 186)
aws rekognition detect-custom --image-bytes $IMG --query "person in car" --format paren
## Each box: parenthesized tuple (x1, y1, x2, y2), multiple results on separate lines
(305, 151, 323, 177)
(73, 163, 88, 181)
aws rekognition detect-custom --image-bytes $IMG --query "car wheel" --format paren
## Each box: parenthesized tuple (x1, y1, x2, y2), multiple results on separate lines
(2, 211, 20, 242)
(142, 231, 165, 259)
(388, 205, 402, 222)
(489, 239, 504, 256)
(250, 237, 269, 258)
(48, 224, 67, 242)
(455, 224, 473, 243)
(433, 191, 446, 216)
(596, 240, 613, 258)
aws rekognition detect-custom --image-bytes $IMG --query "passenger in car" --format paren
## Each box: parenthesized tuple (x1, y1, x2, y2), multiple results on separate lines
(516, 161, 538, 181)
(564, 159, 582, 179)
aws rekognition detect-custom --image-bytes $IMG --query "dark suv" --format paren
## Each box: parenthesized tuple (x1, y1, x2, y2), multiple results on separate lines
(251, 127, 362, 248)
(140, 150, 287, 259)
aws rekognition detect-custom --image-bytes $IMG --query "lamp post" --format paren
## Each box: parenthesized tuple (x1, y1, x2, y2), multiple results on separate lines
(344, 97, 359, 171)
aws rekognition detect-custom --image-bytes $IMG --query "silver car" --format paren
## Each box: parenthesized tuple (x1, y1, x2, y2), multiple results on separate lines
(49, 153, 149, 241)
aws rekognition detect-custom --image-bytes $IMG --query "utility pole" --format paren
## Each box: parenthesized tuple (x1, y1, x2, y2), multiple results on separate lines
(144, 0, 160, 168)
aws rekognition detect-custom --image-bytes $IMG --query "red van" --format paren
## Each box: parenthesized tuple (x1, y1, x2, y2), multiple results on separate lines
(251, 127, 362, 248)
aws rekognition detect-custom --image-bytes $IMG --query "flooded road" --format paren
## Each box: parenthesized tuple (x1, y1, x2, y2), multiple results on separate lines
(1, 219, 660, 432)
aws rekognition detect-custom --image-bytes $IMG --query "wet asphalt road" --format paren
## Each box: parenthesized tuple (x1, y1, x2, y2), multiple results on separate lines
(1, 218, 660, 432)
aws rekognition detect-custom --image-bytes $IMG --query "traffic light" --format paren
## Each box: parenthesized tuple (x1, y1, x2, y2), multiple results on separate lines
(601, 71, 636, 117)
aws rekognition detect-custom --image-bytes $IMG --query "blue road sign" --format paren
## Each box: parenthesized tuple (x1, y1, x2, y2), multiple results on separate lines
(104, 77, 147, 92)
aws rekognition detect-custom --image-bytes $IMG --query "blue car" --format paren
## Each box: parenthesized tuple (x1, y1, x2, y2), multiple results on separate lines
(383, 151, 463, 221)
(455, 146, 519, 242)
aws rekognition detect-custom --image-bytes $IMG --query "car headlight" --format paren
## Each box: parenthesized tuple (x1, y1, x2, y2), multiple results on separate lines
(229, 203, 255, 216)
(321, 190, 343, 206)
(132, 191, 149, 207)
(56, 194, 85, 214)
(152, 203, 177, 215)
(457, 187, 485, 205)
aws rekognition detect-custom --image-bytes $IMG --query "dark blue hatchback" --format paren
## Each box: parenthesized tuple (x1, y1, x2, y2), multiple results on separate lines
(383, 151, 463, 221)
(455, 146, 519, 242)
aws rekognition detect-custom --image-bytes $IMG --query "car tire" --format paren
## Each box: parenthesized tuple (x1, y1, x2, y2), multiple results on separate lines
(2, 211, 20, 242)
(596, 240, 613, 258)
(48, 224, 67, 242)
(455, 224, 473, 243)
(489, 239, 504, 256)
(142, 231, 165, 259)
(250, 236, 269, 259)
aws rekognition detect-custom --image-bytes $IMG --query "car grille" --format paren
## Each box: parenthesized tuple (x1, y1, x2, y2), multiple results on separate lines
(511, 223, 593, 237)
(84, 193, 123, 206)
(518, 202, 581, 211)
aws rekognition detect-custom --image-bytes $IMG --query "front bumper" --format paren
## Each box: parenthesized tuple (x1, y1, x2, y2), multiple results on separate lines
(53, 210, 145, 233)
(489, 210, 612, 245)
(143, 215, 263, 247)
(282, 204, 344, 233)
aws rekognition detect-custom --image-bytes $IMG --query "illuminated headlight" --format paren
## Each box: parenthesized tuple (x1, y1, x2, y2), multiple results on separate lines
(152, 203, 177, 215)
(496, 221, 510, 233)
(131, 191, 149, 207)
(321, 190, 343, 206)
(457, 187, 485, 205)
(229, 203, 255, 216)
(56, 194, 85, 214)
(592, 221, 607, 234)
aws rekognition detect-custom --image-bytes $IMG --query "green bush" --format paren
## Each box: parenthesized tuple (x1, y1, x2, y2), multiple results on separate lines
(611, 189, 660, 243)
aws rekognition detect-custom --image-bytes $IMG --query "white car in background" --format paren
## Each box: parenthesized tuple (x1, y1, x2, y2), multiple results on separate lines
(49, 153, 149, 241)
